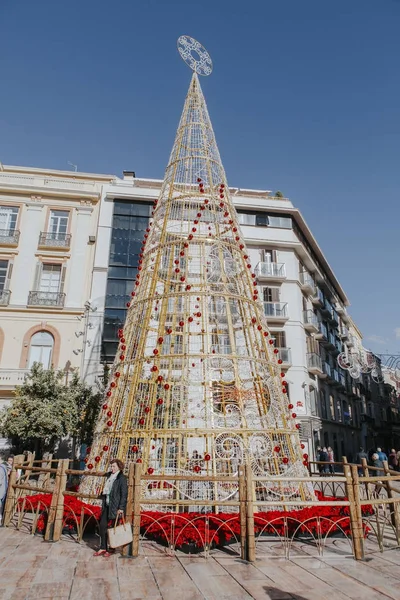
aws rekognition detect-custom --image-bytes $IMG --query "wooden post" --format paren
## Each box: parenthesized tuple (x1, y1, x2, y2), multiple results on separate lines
(3, 455, 24, 527)
(345, 464, 364, 560)
(45, 459, 68, 542)
(131, 462, 142, 557)
(238, 465, 247, 561)
(361, 457, 370, 500)
(382, 460, 400, 541)
(121, 462, 135, 557)
(23, 452, 35, 485)
(245, 462, 255, 562)
(38, 453, 53, 490)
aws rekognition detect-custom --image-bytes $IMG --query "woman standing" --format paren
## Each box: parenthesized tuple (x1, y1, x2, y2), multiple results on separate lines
(94, 458, 128, 557)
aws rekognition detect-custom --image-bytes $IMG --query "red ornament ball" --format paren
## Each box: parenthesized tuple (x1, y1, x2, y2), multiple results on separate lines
(278, 359, 283, 364)
(157, 398, 163, 405)
(179, 320, 184, 327)
(282, 457, 289, 464)
(136, 458, 142, 463)
(292, 413, 297, 419)
(153, 349, 159, 355)
(87, 463, 94, 470)
(301, 443, 305, 450)
(86, 447, 91, 454)
(147, 467, 154, 475)
(120, 355, 125, 361)
(107, 411, 112, 417)
(274, 349, 279, 354)
(103, 403, 108, 409)
(288, 403, 294, 409)
(144, 406, 150, 413)
(158, 337, 164, 344)
(115, 372, 121, 378)
(295, 423, 301, 429)
(110, 382, 116, 388)
(274, 446, 281, 453)
(193, 465, 201, 473)
(139, 418, 145, 425)
(107, 420, 112, 427)
(95, 456, 101, 463)
(164, 383, 170, 390)
(103, 445, 109, 452)
(132, 445, 139, 453)
(204, 453, 211, 461)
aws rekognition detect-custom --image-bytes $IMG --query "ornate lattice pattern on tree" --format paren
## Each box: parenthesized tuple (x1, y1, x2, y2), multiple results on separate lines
(81, 40, 314, 507)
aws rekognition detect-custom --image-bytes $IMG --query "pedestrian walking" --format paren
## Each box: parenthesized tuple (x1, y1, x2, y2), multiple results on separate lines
(318, 447, 329, 474)
(376, 447, 388, 462)
(388, 449, 398, 471)
(356, 447, 369, 476)
(94, 458, 128, 557)
(327, 446, 335, 474)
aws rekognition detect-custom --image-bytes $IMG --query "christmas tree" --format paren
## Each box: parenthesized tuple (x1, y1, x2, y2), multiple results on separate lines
(82, 37, 313, 505)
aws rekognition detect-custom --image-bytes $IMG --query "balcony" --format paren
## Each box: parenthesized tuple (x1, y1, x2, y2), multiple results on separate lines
(303, 310, 319, 333)
(339, 326, 349, 340)
(332, 369, 341, 385)
(315, 321, 328, 341)
(321, 299, 333, 318)
(0, 369, 30, 387)
(299, 272, 316, 295)
(323, 362, 332, 378)
(38, 232, 72, 249)
(347, 334, 355, 348)
(27, 291, 66, 307)
(0, 228, 20, 246)
(263, 302, 289, 323)
(254, 262, 286, 281)
(311, 286, 324, 307)
(0, 290, 11, 306)
(306, 352, 324, 376)
(277, 347, 292, 366)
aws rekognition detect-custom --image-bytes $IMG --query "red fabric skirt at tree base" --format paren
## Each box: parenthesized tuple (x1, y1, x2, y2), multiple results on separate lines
(18, 491, 373, 549)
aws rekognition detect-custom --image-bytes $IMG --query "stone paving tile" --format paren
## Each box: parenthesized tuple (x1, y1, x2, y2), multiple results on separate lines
(0, 528, 399, 600)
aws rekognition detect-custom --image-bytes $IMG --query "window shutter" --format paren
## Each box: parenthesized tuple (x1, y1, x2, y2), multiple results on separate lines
(271, 287, 280, 302)
(60, 264, 67, 292)
(33, 262, 42, 290)
(5, 261, 13, 290)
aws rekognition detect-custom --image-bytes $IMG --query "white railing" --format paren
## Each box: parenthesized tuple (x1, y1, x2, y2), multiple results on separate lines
(307, 353, 322, 371)
(0, 369, 30, 386)
(254, 262, 286, 279)
(263, 302, 288, 318)
(303, 310, 318, 328)
(277, 347, 292, 363)
(299, 272, 316, 292)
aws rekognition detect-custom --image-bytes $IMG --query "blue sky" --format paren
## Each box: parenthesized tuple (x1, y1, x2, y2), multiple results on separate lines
(1, 0, 399, 354)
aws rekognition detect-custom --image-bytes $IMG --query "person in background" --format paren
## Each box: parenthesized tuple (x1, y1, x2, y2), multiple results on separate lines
(318, 447, 329, 473)
(388, 449, 398, 471)
(94, 458, 128, 557)
(371, 452, 384, 497)
(376, 447, 388, 462)
(327, 446, 335, 474)
(396, 449, 400, 472)
(0, 459, 9, 523)
(356, 447, 369, 475)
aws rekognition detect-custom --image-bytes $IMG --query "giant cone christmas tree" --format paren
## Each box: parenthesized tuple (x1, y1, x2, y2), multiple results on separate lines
(83, 41, 313, 505)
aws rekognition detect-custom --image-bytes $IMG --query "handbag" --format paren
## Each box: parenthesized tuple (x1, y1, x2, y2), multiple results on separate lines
(107, 516, 133, 549)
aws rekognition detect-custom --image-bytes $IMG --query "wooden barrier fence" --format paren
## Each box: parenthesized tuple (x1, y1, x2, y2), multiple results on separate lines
(2, 455, 400, 561)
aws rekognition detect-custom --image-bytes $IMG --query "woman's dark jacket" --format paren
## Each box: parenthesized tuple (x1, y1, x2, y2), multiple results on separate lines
(101, 471, 128, 519)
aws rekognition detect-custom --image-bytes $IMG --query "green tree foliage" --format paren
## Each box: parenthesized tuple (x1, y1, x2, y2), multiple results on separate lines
(0, 363, 104, 454)
(275, 190, 284, 198)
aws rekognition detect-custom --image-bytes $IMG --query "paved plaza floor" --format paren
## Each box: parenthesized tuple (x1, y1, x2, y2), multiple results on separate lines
(0, 527, 399, 600)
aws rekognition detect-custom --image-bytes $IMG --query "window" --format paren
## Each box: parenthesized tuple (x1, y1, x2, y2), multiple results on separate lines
(320, 390, 327, 419)
(261, 249, 276, 263)
(0, 260, 9, 292)
(329, 395, 336, 420)
(0, 206, 18, 232)
(49, 210, 69, 238)
(263, 287, 280, 303)
(255, 214, 269, 227)
(39, 264, 62, 294)
(237, 213, 256, 226)
(271, 331, 286, 348)
(268, 216, 292, 229)
(28, 331, 54, 369)
(336, 400, 342, 422)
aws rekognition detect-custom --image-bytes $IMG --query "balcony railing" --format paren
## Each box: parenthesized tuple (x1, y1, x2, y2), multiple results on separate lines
(38, 232, 72, 248)
(28, 290, 66, 307)
(316, 322, 328, 340)
(299, 271, 316, 294)
(307, 352, 323, 373)
(339, 326, 349, 340)
(0, 228, 20, 246)
(277, 347, 292, 364)
(323, 362, 332, 377)
(303, 310, 319, 330)
(0, 290, 11, 306)
(311, 287, 325, 306)
(0, 368, 30, 387)
(263, 302, 288, 319)
(254, 262, 286, 279)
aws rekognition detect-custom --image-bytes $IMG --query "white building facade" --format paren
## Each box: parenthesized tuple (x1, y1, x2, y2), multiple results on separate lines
(83, 174, 361, 461)
(0, 165, 114, 447)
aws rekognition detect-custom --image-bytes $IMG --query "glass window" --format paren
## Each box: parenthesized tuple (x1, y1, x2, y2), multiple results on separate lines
(39, 264, 61, 293)
(255, 214, 269, 227)
(268, 216, 292, 229)
(263, 287, 280, 302)
(49, 210, 69, 236)
(237, 213, 256, 226)
(0, 206, 18, 232)
(320, 391, 327, 419)
(28, 331, 54, 369)
(336, 400, 342, 422)
(0, 260, 8, 292)
(329, 395, 336, 420)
